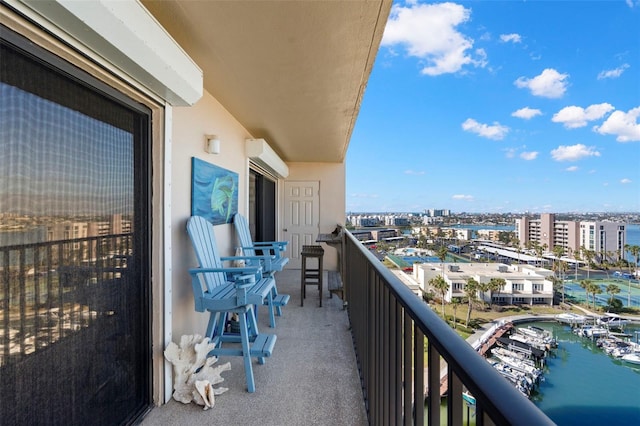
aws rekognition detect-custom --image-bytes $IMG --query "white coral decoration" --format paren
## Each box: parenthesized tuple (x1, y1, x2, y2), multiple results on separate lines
(164, 334, 230, 409)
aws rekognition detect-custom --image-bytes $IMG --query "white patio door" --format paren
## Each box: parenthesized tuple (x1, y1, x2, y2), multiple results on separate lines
(284, 181, 319, 269)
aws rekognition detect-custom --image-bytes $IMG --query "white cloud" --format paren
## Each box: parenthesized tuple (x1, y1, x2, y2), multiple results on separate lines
(452, 194, 474, 201)
(593, 107, 640, 142)
(500, 33, 522, 43)
(552, 103, 615, 129)
(514, 68, 569, 98)
(621, 178, 632, 184)
(404, 169, 425, 175)
(504, 147, 517, 158)
(565, 166, 579, 172)
(462, 118, 509, 140)
(551, 144, 601, 161)
(520, 151, 538, 160)
(381, 2, 486, 75)
(512, 107, 542, 120)
(597, 64, 630, 80)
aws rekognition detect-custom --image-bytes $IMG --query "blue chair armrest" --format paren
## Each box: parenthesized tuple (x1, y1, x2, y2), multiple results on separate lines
(188, 265, 263, 276)
(239, 245, 284, 258)
(221, 255, 274, 270)
(221, 255, 273, 261)
(251, 241, 287, 248)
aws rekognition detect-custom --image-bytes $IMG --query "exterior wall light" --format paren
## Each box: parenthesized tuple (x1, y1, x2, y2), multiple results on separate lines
(205, 135, 220, 154)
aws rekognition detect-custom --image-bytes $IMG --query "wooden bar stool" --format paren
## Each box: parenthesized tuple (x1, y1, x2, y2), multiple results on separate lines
(300, 245, 324, 307)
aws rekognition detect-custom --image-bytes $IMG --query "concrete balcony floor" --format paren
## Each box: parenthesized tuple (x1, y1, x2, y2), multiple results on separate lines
(141, 269, 367, 425)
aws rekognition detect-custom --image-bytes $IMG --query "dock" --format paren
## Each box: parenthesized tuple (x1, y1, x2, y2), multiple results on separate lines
(439, 321, 514, 396)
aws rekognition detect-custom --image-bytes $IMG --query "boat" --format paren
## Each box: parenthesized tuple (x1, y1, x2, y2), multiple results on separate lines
(462, 391, 476, 406)
(496, 337, 546, 361)
(515, 326, 557, 348)
(620, 353, 640, 365)
(597, 313, 629, 329)
(491, 349, 543, 383)
(555, 312, 587, 325)
(598, 338, 634, 358)
(511, 332, 553, 352)
(574, 325, 609, 339)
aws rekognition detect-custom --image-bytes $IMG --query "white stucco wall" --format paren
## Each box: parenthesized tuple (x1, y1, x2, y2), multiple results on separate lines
(168, 95, 348, 337)
(286, 162, 346, 270)
(170, 90, 252, 338)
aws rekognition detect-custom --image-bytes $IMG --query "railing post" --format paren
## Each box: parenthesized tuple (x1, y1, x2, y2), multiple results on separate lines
(342, 230, 554, 426)
(414, 326, 424, 426)
(403, 311, 412, 426)
(448, 370, 463, 425)
(427, 340, 439, 426)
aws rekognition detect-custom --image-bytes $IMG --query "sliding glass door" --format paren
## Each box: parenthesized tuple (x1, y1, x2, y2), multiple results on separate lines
(1, 27, 152, 425)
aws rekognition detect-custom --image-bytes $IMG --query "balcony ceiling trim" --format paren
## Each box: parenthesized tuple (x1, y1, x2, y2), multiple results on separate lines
(13, 0, 203, 106)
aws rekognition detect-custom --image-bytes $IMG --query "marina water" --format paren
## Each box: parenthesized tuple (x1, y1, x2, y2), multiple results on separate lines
(528, 321, 640, 425)
(437, 223, 640, 424)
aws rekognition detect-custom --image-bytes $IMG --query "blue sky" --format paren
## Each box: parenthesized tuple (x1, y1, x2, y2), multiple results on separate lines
(347, 0, 640, 214)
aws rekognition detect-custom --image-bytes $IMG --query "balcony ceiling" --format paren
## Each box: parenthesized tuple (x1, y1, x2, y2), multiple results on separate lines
(141, 0, 391, 163)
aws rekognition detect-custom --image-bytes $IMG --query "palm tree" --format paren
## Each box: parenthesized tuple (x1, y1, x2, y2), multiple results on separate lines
(477, 281, 489, 310)
(464, 277, 479, 328)
(533, 242, 544, 267)
(429, 275, 449, 317)
(582, 247, 594, 279)
(625, 244, 640, 275)
(624, 244, 639, 306)
(451, 297, 461, 329)
(436, 245, 448, 264)
(552, 245, 566, 303)
(487, 277, 506, 308)
(605, 283, 621, 306)
(580, 279, 592, 307)
(436, 245, 448, 278)
(417, 234, 427, 249)
(552, 245, 564, 265)
(572, 247, 582, 281)
(590, 282, 602, 310)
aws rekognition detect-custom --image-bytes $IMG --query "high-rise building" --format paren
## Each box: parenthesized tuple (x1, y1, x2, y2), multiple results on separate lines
(515, 213, 626, 262)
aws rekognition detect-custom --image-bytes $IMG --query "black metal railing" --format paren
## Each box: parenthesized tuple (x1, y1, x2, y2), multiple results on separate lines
(343, 230, 554, 426)
(0, 234, 132, 366)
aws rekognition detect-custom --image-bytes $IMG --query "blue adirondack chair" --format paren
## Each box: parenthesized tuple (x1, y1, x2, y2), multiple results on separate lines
(187, 215, 278, 392)
(233, 213, 290, 316)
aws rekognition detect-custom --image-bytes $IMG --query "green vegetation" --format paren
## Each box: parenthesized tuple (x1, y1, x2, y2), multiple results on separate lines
(424, 299, 638, 340)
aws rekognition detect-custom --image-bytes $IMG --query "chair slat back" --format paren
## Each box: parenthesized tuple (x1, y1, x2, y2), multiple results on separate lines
(187, 216, 228, 292)
(233, 213, 256, 257)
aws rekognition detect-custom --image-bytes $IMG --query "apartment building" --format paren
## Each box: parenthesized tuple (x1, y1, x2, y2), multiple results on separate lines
(580, 221, 627, 262)
(425, 209, 450, 217)
(515, 213, 626, 262)
(384, 216, 409, 226)
(414, 262, 554, 306)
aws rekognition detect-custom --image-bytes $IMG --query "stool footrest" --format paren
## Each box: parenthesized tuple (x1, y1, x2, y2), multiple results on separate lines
(210, 333, 277, 358)
(272, 294, 290, 307)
